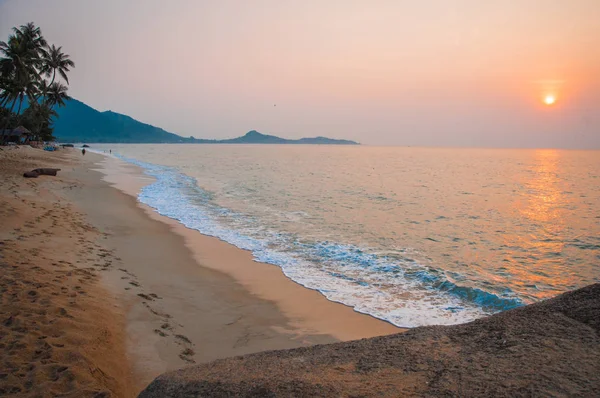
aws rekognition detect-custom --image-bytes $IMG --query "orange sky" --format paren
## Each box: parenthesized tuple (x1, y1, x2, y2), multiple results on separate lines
(1, 0, 599, 148)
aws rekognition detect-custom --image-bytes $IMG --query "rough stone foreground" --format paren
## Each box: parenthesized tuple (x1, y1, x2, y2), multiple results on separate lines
(139, 284, 600, 397)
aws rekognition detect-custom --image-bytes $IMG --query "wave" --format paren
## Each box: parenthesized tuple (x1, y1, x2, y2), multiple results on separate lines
(113, 154, 523, 327)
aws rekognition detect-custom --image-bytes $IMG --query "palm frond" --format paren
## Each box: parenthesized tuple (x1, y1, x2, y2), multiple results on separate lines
(59, 68, 69, 84)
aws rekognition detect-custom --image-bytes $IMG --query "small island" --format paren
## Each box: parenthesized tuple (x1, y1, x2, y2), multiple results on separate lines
(208, 130, 359, 145)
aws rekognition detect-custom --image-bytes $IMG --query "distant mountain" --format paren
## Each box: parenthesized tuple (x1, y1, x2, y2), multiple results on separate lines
(53, 99, 192, 143)
(218, 130, 359, 145)
(52, 99, 359, 145)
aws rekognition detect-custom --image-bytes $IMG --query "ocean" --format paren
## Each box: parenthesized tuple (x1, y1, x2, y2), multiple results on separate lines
(93, 144, 600, 327)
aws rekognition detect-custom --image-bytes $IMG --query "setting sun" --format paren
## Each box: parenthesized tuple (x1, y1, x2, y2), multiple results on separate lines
(544, 95, 556, 105)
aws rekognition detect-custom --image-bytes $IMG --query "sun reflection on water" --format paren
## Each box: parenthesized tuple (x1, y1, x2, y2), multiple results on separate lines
(523, 150, 563, 223)
(512, 149, 572, 297)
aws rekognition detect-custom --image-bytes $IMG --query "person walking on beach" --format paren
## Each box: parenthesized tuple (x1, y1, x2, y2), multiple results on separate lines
(81, 148, 86, 156)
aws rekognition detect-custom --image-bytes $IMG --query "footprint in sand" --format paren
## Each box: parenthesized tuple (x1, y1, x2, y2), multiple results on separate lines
(179, 348, 196, 364)
(141, 302, 171, 319)
(175, 334, 192, 345)
(48, 364, 70, 382)
(154, 329, 168, 337)
(160, 322, 172, 331)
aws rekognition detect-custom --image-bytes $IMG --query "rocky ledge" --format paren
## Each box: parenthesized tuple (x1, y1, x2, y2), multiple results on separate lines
(139, 284, 600, 397)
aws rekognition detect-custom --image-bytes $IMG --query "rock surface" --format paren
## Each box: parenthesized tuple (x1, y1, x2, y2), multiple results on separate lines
(139, 284, 600, 397)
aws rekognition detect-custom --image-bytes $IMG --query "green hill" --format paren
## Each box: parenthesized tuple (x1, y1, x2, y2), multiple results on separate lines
(52, 99, 359, 145)
(53, 99, 191, 143)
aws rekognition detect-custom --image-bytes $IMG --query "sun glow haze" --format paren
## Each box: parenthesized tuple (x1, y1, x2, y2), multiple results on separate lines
(544, 95, 556, 106)
(1, 0, 599, 148)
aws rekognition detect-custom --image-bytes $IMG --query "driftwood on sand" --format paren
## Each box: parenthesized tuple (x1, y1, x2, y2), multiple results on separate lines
(23, 168, 61, 178)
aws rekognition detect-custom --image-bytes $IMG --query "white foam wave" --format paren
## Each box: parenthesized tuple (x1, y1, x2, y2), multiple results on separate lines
(114, 155, 518, 327)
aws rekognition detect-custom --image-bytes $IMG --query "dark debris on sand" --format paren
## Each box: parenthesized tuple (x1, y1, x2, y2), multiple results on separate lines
(139, 284, 600, 397)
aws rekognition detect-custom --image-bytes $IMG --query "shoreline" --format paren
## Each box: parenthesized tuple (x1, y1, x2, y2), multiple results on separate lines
(3, 146, 597, 397)
(93, 153, 402, 341)
(1, 146, 400, 396)
(73, 153, 401, 384)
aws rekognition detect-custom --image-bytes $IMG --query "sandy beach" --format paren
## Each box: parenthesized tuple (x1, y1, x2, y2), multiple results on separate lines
(1, 3, 598, 396)
(0, 146, 400, 397)
(0, 147, 135, 397)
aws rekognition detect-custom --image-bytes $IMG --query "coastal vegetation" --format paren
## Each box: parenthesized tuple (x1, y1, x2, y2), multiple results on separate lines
(3, 23, 354, 145)
(0, 22, 74, 141)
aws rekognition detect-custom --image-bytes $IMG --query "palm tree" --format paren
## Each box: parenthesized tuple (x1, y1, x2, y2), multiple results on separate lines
(45, 82, 70, 108)
(42, 44, 74, 85)
(0, 78, 17, 110)
(0, 24, 44, 115)
(0, 36, 30, 114)
(12, 22, 47, 56)
(30, 82, 69, 138)
(21, 100, 57, 141)
(0, 22, 74, 138)
(0, 59, 16, 108)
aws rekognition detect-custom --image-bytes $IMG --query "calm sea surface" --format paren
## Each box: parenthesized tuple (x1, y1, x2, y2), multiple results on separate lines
(94, 145, 600, 327)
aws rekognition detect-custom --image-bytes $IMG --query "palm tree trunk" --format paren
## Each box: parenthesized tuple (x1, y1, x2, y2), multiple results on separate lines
(35, 105, 44, 136)
(8, 97, 17, 114)
(16, 94, 24, 115)
(0, 92, 14, 109)
(49, 69, 56, 86)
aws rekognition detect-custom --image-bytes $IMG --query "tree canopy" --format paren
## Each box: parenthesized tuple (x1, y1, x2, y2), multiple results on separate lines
(0, 22, 74, 141)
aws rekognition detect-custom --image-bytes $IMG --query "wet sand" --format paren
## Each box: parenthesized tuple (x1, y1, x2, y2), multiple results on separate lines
(0, 146, 400, 396)
(95, 155, 401, 341)
(82, 154, 400, 387)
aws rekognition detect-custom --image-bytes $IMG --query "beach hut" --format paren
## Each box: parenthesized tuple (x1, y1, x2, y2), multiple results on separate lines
(0, 126, 33, 145)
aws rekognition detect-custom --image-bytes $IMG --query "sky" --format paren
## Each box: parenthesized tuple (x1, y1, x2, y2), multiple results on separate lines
(1, 0, 599, 148)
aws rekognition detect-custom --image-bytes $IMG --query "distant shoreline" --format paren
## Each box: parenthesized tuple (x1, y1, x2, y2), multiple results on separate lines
(62, 129, 360, 145)
(53, 98, 359, 145)
(66, 141, 361, 145)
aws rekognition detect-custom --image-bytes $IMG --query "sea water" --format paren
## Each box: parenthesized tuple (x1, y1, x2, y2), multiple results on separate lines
(92, 144, 600, 327)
